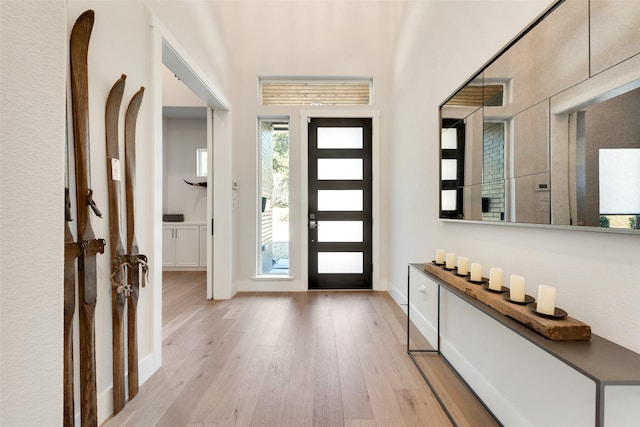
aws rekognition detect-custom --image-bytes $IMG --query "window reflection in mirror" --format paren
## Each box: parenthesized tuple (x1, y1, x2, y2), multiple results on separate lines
(562, 86, 640, 230)
(481, 122, 505, 222)
(440, 119, 465, 219)
(599, 149, 640, 230)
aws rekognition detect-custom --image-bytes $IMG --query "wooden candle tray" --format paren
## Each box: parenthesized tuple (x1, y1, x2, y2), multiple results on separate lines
(423, 263, 591, 341)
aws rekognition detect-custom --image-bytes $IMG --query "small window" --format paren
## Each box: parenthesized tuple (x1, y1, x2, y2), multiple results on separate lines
(261, 79, 371, 106)
(196, 148, 207, 177)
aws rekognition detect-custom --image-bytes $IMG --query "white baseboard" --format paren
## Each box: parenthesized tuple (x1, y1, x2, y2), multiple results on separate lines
(237, 278, 389, 293)
(408, 302, 438, 348)
(138, 352, 156, 385)
(96, 352, 157, 425)
(236, 278, 306, 292)
(373, 277, 388, 292)
(388, 280, 438, 348)
(387, 281, 408, 313)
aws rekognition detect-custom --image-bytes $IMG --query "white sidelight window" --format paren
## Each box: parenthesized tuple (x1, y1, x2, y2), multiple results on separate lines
(258, 119, 290, 275)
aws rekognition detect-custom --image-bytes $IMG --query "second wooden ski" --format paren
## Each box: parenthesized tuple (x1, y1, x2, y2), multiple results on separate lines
(124, 86, 147, 400)
(105, 74, 127, 414)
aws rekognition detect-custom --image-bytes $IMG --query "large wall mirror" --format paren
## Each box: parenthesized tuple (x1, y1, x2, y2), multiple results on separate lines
(439, 0, 640, 234)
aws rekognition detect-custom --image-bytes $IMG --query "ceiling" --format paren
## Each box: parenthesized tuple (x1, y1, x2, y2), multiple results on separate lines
(162, 64, 206, 120)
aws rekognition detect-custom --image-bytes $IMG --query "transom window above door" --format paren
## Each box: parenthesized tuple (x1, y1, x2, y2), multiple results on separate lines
(260, 78, 372, 106)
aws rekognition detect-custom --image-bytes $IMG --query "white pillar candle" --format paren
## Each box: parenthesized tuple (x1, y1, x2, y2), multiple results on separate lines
(435, 248, 445, 264)
(457, 256, 469, 275)
(445, 252, 456, 269)
(509, 274, 526, 302)
(470, 263, 482, 281)
(489, 267, 503, 290)
(537, 285, 556, 315)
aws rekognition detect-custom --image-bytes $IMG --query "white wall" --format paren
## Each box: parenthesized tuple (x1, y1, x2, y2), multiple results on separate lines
(1, 0, 233, 423)
(209, 0, 403, 291)
(0, 2, 66, 425)
(163, 117, 207, 222)
(389, 0, 640, 354)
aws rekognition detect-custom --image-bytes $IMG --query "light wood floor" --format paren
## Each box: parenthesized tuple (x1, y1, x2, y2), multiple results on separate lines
(102, 272, 497, 427)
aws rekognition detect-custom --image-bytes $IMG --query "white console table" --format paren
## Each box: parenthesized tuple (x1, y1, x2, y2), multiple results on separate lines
(407, 263, 640, 427)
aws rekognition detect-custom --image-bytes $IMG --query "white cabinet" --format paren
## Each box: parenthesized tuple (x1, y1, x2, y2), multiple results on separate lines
(163, 224, 201, 268)
(162, 226, 176, 267)
(199, 225, 207, 268)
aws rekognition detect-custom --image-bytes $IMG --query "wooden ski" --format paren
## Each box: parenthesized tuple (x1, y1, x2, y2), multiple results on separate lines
(70, 10, 105, 426)
(124, 87, 147, 400)
(105, 74, 127, 415)
(64, 120, 82, 427)
(64, 191, 79, 427)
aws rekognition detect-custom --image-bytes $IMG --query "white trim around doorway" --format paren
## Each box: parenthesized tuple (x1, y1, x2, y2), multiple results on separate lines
(149, 12, 234, 377)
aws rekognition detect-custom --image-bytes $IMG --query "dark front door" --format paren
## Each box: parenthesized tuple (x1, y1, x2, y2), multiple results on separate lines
(308, 117, 372, 289)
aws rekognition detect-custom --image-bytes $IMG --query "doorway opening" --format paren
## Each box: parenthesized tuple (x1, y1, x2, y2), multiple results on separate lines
(161, 64, 209, 292)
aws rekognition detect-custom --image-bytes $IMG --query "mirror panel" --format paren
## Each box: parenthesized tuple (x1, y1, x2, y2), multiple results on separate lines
(483, 0, 589, 116)
(439, 0, 640, 233)
(460, 172, 551, 224)
(463, 108, 484, 187)
(510, 173, 551, 225)
(503, 100, 550, 179)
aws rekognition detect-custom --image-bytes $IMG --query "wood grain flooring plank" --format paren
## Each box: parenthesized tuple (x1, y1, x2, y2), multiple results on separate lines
(343, 420, 378, 427)
(410, 354, 499, 427)
(162, 271, 206, 325)
(254, 294, 293, 347)
(101, 273, 494, 427)
(369, 293, 410, 346)
(361, 312, 421, 390)
(395, 388, 453, 427)
(163, 303, 206, 341)
(249, 294, 306, 426)
(201, 344, 276, 425)
(312, 294, 344, 427)
(152, 348, 230, 426)
(280, 294, 317, 427)
(182, 295, 279, 424)
(345, 294, 375, 348)
(356, 346, 408, 427)
(332, 295, 375, 421)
